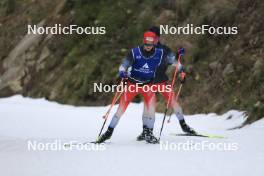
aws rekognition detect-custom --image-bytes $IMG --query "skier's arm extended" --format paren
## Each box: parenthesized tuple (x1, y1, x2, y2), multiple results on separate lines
(166, 51, 183, 72)
(166, 48, 186, 83)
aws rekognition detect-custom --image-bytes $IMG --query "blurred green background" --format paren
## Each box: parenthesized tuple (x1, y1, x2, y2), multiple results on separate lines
(0, 0, 263, 124)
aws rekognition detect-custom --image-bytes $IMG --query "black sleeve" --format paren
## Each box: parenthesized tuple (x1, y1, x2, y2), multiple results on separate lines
(120, 50, 134, 70)
(162, 44, 176, 65)
(126, 50, 134, 64)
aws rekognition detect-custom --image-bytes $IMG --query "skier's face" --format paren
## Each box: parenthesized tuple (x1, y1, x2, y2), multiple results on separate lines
(144, 44, 154, 51)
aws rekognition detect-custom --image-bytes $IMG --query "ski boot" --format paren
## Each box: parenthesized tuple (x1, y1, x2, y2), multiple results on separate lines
(145, 128, 159, 144)
(137, 126, 148, 141)
(96, 127, 114, 143)
(179, 119, 196, 135)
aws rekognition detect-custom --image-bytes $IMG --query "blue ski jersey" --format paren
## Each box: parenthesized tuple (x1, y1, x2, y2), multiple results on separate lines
(130, 46, 163, 82)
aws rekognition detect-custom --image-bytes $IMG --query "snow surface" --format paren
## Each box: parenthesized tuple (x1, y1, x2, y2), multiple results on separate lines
(0, 95, 263, 176)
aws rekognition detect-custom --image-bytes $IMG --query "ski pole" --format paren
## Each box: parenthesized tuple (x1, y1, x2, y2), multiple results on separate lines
(97, 79, 124, 138)
(102, 90, 123, 120)
(167, 83, 183, 123)
(158, 52, 183, 141)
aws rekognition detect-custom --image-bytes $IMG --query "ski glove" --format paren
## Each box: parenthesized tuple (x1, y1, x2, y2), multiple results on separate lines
(179, 72, 186, 84)
(178, 47, 185, 56)
(177, 63, 184, 72)
(119, 71, 128, 79)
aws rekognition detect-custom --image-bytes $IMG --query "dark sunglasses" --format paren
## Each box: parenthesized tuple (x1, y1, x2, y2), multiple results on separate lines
(144, 43, 155, 46)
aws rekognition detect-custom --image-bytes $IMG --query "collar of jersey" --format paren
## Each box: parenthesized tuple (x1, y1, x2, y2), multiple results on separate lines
(138, 46, 157, 59)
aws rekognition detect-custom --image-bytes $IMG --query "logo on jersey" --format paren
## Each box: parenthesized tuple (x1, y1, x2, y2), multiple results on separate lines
(134, 63, 152, 74)
(142, 63, 149, 69)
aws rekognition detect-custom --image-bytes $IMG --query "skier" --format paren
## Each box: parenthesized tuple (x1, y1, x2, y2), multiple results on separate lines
(97, 31, 163, 144)
(137, 26, 196, 141)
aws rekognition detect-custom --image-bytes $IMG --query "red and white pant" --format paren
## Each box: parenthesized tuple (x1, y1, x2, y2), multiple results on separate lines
(141, 82, 184, 126)
(115, 82, 156, 118)
(109, 81, 156, 129)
